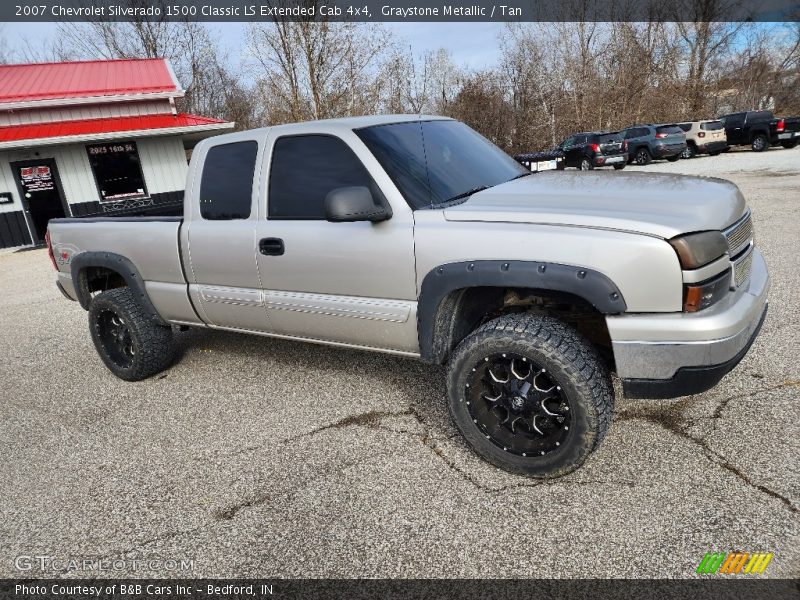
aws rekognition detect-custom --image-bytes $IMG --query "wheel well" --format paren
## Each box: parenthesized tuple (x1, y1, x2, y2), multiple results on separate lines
(79, 266, 127, 299)
(687, 140, 697, 148)
(431, 286, 614, 371)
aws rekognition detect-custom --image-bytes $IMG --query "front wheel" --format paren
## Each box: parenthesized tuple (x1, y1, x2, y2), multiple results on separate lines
(634, 147, 652, 165)
(751, 133, 768, 152)
(447, 314, 614, 478)
(88, 287, 176, 381)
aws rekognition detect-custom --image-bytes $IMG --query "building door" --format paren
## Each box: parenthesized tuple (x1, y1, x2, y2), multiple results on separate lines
(11, 159, 69, 244)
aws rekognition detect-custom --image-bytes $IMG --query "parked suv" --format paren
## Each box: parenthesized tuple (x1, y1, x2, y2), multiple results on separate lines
(557, 131, 628, 170)
(718, 110, 800, 151)
(622, 124, 687, 165)
(677, 120, 729, 158)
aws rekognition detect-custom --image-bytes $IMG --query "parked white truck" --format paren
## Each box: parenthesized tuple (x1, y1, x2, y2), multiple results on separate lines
(47, 115, 768, 477)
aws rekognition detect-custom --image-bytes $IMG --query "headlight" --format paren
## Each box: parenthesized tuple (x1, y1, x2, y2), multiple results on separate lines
(683, 269, 731, 312)
(669, 231, 728, 269)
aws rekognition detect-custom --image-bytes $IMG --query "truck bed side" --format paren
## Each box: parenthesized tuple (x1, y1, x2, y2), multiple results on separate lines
(47, 216, 199, 325)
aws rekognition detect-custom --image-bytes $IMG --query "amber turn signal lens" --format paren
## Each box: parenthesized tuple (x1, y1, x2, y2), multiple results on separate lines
(683, 270, 731, 312)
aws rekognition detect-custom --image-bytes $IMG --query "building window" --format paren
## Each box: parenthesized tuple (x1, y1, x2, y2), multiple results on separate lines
(86, 142, 148, 202)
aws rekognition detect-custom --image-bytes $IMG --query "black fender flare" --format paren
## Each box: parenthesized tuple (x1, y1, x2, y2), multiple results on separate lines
(417, 260, 627, 364)
(70, 251, 168, 326)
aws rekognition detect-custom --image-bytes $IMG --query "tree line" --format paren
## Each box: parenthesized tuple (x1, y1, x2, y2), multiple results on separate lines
(1, 13, 799, 153)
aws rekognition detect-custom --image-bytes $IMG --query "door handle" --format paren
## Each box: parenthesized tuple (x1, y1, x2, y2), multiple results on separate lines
(259, 237, 284, 256)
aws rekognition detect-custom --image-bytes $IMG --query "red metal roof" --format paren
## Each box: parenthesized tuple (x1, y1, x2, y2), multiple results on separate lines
(0, 113, 228, 144)
(0, 58, 179, 104)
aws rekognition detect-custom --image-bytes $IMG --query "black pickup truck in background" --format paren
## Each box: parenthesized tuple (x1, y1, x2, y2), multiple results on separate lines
(718, 110, 800, 151)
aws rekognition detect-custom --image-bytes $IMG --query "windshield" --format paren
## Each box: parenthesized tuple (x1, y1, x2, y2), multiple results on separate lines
(355, 120, 527, 209)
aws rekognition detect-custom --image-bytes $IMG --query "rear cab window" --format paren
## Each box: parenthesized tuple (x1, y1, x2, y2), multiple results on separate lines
(200, 141, 258, 220)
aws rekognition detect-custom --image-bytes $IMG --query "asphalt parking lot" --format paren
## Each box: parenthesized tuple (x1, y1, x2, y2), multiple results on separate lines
(1, 147, 798, 579)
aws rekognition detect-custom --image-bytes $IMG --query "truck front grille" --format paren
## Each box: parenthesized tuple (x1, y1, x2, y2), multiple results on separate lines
(724, 212, 753, 257)
(733, 247, 754, 287)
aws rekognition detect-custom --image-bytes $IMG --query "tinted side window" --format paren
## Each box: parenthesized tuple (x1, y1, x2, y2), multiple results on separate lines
(268, 135, 376, 219)
(701, 120, 724, 131)
(200, 141, 258, 220)
(678, 123, 692, 132)
(723, 113, 745, 127)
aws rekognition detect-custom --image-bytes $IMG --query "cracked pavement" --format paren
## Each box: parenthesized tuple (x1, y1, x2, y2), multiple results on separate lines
(1, 149, 798, 578)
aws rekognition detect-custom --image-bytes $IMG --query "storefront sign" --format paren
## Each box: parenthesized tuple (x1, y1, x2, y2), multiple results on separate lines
(0, 192, 12, 204)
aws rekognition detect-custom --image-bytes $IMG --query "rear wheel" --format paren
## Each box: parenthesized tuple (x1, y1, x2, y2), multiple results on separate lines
(781, 140, 798, 149)
(579, 158, 593, 171)
(446, 313, 614, 478)
(634, 147, 652, 165)
(88, 287, 175, 381)
(751, 133, 768, 152)
(681, 144, 696, 159)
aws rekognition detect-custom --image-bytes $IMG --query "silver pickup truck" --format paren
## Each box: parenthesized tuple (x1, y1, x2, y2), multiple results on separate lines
(47, 115, 769, 477)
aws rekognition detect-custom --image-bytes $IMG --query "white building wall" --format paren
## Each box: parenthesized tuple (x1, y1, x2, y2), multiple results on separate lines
(0, 135, 187, 217)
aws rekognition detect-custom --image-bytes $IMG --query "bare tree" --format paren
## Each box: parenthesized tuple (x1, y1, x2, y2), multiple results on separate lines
(246, 9, 391, 123)
(53, 3, 252, 125)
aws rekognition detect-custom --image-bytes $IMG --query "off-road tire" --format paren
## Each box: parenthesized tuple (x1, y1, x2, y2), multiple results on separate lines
(751, 133, 768, 152)
(447, 313, 614, 478)
(781, 140, 798, 149)
(635, 147, 652, 165)
(613, 163, 626, 170)
(88, 287, 175, 381)
(579, 158, 593, 171)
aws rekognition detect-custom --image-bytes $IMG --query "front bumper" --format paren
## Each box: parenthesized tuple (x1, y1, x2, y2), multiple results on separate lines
(609, 249, 769, 399)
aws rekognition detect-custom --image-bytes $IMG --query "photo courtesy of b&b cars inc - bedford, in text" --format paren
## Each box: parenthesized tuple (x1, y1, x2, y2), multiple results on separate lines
(0, 1, 798, 599)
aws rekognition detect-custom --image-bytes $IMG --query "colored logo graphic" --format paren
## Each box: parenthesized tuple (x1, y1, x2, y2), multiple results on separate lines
(696, 552, 774, 574)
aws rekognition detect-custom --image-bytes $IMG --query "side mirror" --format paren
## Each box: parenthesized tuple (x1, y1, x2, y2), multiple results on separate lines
(324, 186, 391, 223)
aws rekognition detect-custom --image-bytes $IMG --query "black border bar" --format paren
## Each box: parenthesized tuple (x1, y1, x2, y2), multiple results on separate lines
(3, 579, 800, 600)
(3, 0, 800, 22)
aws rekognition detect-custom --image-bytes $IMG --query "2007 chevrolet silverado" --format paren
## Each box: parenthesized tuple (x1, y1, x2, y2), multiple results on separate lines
(47, 116, 769, 477)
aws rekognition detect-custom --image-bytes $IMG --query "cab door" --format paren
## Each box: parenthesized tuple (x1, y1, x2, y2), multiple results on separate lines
(183, 136, 272, 332)
(723, 113, 746, 145)
(253, 131, 418, 353)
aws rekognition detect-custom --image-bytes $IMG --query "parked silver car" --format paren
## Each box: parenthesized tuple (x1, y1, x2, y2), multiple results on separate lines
(47, 116, 768, 478)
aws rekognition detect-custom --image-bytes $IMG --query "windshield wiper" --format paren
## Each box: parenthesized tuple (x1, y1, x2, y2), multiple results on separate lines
(444, 185, 490, 204)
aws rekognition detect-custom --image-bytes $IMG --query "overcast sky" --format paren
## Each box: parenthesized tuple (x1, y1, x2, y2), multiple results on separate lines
(5, 22, 507, 70)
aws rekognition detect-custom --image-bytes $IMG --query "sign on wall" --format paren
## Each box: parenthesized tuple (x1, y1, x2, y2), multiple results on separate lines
(18, 165, 54, 195)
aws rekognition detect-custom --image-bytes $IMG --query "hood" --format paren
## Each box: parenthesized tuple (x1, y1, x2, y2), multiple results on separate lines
(443, 171, 746, 239)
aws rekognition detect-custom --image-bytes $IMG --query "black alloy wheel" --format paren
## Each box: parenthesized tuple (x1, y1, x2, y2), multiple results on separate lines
(96, 310, 136, 368)
(465, 352, 571, 456)
(635, 147, 652, 165)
